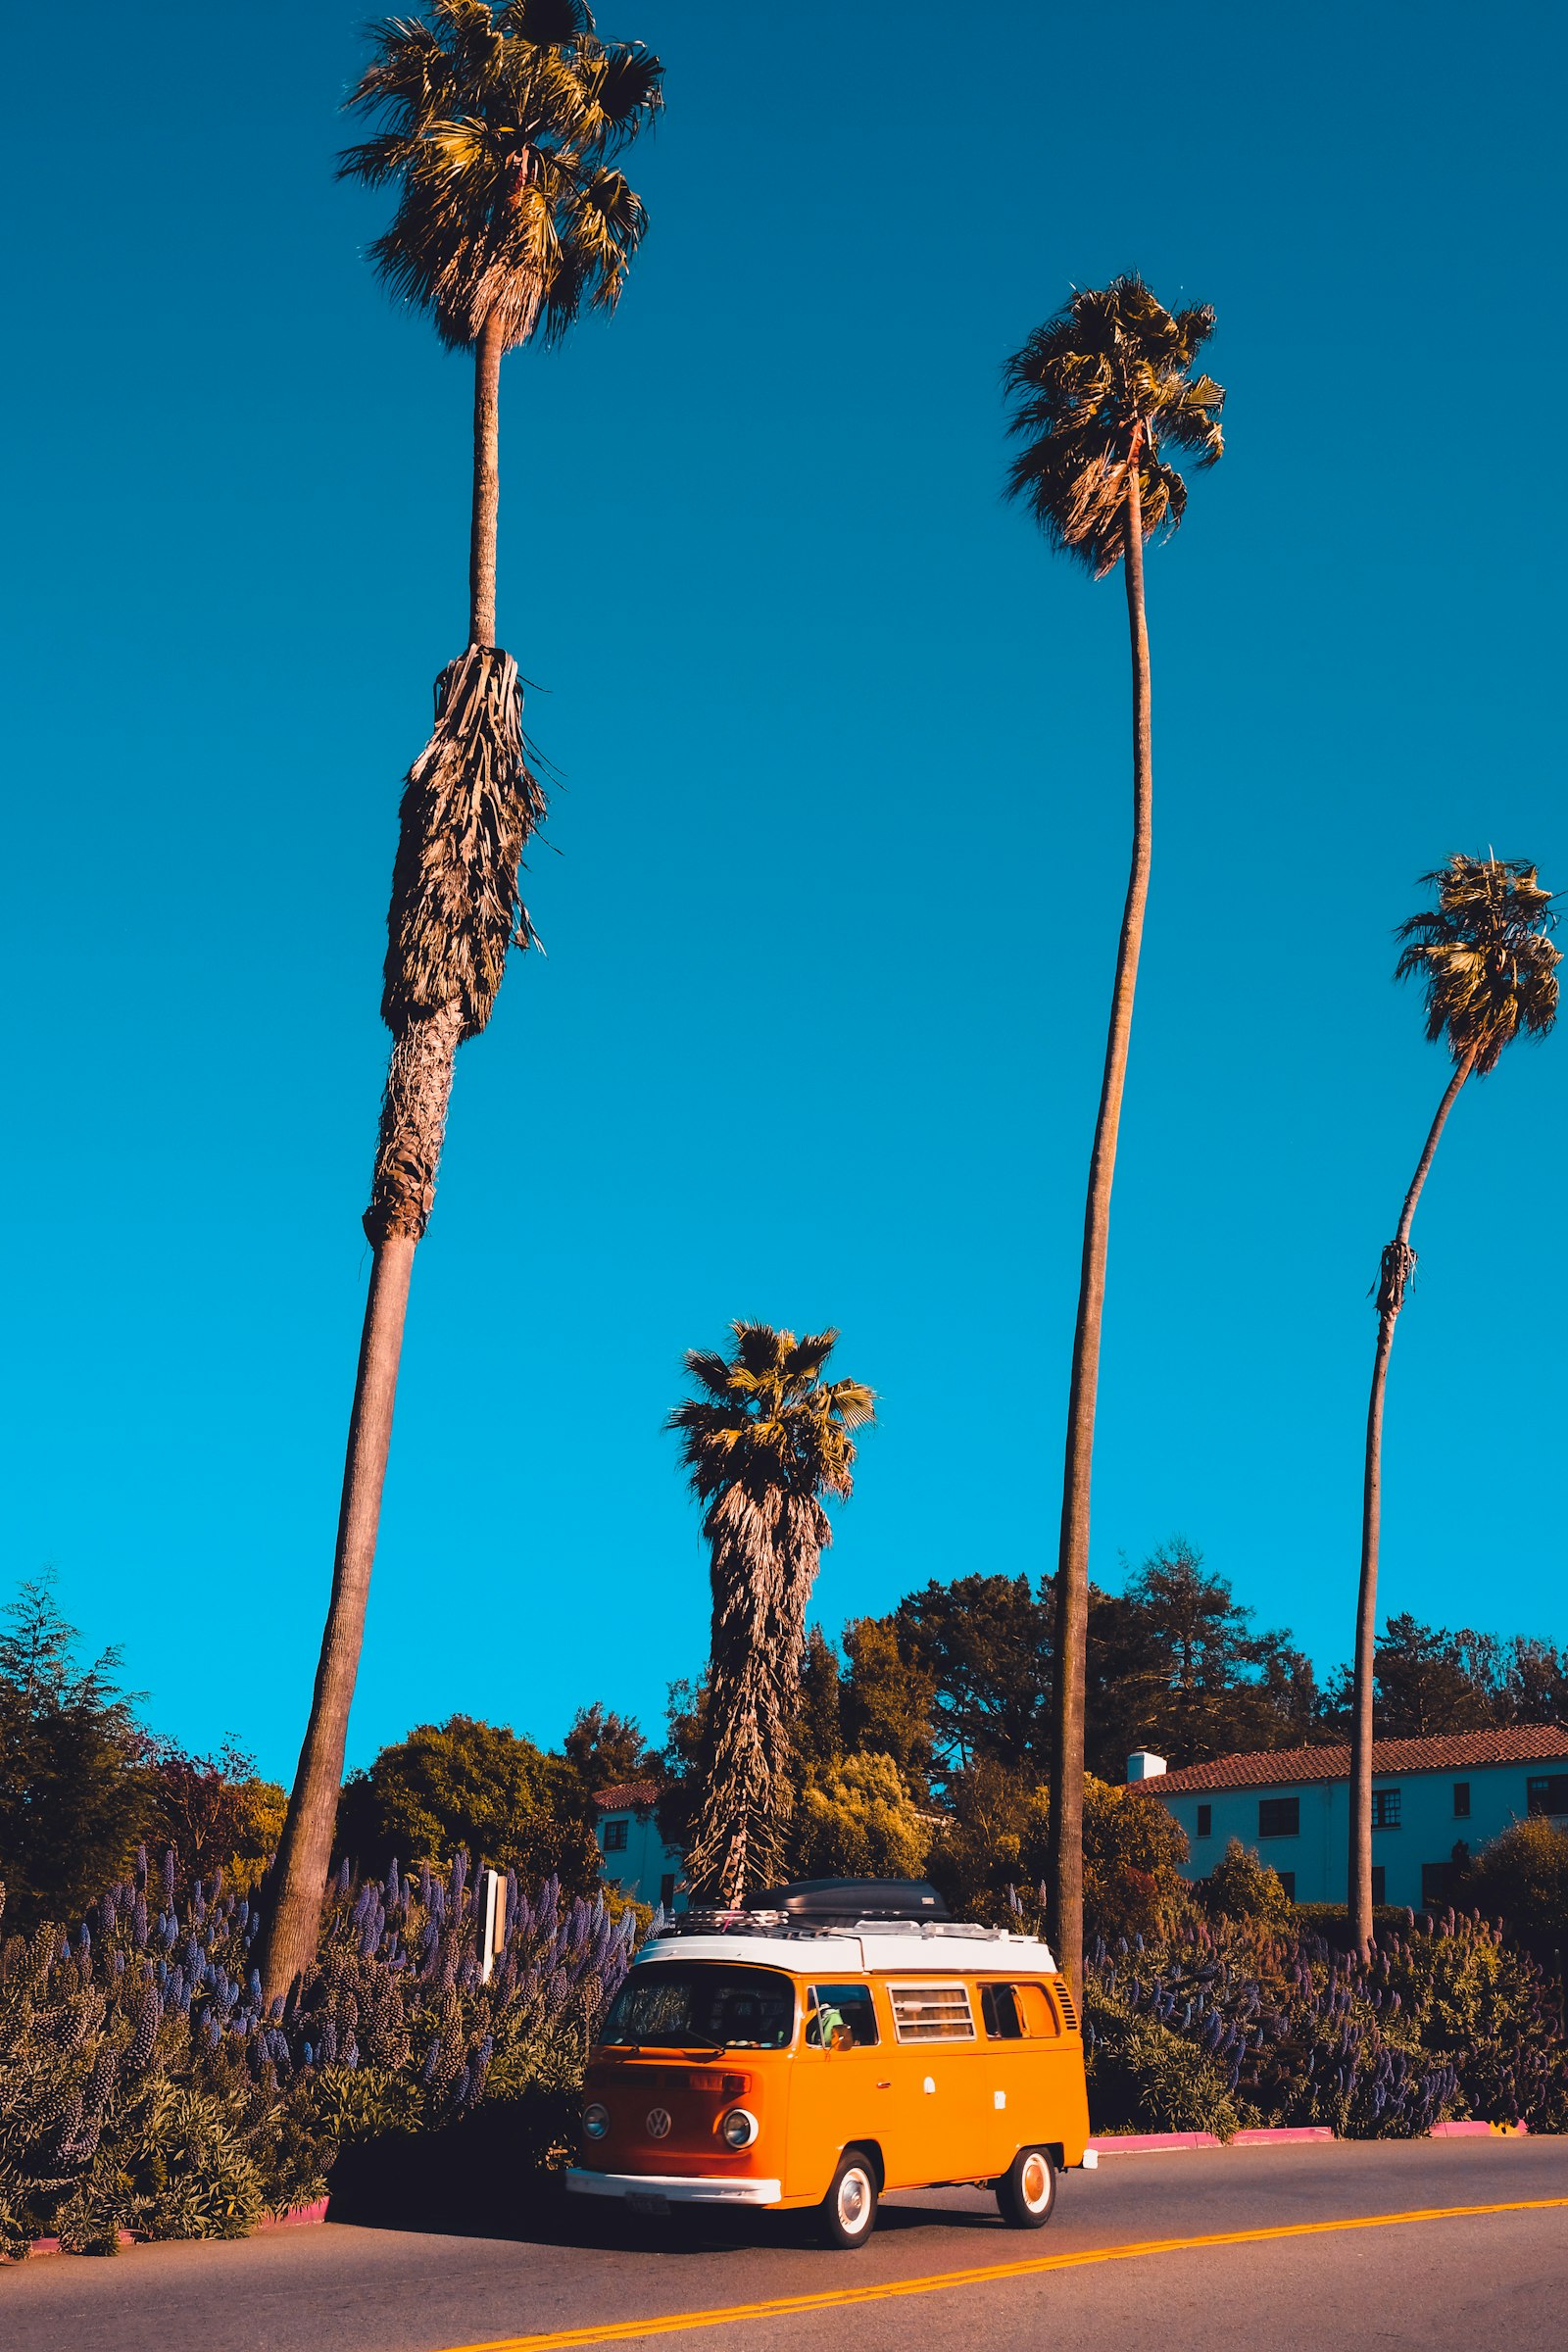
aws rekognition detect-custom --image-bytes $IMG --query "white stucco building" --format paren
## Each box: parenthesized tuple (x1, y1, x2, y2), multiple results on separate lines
(1142, 1726, 1568, 1908)
(592, 1779, 687, 1914)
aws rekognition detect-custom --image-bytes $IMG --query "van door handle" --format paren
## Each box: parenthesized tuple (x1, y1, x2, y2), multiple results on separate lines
(876, 2081, 891, 2089)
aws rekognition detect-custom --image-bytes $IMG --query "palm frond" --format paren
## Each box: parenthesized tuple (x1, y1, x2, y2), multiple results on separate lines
(1394, 854, 1559, 1076)
(1003, 273, 1225, 576)
(666, 1324, 876, 1511)
(680, 1348, 737, 1401)
(340, 0, 661, 355)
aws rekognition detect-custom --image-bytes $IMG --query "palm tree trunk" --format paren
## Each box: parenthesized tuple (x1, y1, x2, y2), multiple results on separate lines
(469, 309, 504, 647)
(1047, 459, 1152, 1993)
(1348, 1049, 1475, 1952)
(259, 312, 514, 2001)
(258, 1243, 415, 2000)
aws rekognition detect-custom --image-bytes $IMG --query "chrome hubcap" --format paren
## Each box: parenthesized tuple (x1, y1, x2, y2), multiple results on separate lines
(1022, 2154, 1049, 2207)
(838, 2169, 869, 2229)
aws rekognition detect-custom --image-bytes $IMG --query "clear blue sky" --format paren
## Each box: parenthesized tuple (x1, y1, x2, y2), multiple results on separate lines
(4, 2, 1563, 1786)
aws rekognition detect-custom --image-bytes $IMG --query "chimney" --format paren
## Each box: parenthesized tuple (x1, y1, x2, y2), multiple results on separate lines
(1126, 1749, 1167, 1783)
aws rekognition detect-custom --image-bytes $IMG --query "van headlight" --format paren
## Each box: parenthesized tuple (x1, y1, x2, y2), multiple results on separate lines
(720, 2107, 759, 2149)
(582, 2101, 610, 2141)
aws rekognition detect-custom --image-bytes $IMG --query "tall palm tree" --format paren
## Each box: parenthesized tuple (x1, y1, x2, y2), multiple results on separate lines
(1348, 855, 1558, 1951)
(1004, 277, 1224, 1990)
(259, 2, 662, 2002)
(668, 1325, 875, 1905)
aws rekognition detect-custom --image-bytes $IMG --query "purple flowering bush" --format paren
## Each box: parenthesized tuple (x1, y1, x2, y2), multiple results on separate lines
(1086, 1904, 1568, 2138)
(0, 1845, 636, 2258)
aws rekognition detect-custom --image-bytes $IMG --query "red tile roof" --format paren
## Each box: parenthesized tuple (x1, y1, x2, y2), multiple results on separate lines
(593, 1779, 662, 1812)
(1152, 1725, 1568, 1793)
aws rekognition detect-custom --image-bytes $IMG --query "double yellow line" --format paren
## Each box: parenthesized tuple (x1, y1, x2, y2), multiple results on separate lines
(438, 2195, 1568, 2351)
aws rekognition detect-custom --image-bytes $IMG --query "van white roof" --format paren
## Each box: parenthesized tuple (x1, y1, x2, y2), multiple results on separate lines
(637, 1928, 1060, 1976)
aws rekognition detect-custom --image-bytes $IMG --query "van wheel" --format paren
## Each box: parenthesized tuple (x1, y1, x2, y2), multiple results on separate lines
(996, 2146, 1055, 2229)
(818, 2152, 878, 2249)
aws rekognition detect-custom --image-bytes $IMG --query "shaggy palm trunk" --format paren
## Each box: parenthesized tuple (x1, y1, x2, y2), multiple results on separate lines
(260, 315, 524, 2003)
(1348, 1050, 1474, 1952)
(686, 1490, 827, 1906)
(1047, 461, 1152, 1994)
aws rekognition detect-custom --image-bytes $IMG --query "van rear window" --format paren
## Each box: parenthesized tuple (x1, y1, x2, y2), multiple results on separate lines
(889, 1983, 976, 2042)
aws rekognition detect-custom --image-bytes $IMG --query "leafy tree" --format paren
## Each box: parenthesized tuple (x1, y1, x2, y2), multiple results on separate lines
(563, 1704, 661, 1791)
(895, 1573, 1053, 1779)
(0, 1577, 146, 1931)
(793, 1752, 932, 1884)
(925, 1755, 1046, 1925)
(1087, 1541, 1320, 1772)
(667, 1324, 875, 1903)
(139, 1739, 287, 1893)
(1500, 1638, 1568, 1727)
(792, 1627, 846, 1775)
(333, 1715, 600, 1896)
(1370, 1614, 1495, 1737)
(1320, 1620, 1568, 1737)
(1080, 1780, 1191, 1946)
(1004, 277, 1224, 1988)
(1350, 858, 1559, 1950)
(840, 1615, 936, 1799)
(261, 3, 663, 2003)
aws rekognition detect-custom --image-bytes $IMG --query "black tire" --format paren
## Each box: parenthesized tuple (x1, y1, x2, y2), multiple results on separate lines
(995, 2146, 1056, 2229)
(818, 2151, 879, 2249)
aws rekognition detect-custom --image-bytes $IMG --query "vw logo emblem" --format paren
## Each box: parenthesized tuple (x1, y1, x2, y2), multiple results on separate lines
(645, 2106, 672, 2139)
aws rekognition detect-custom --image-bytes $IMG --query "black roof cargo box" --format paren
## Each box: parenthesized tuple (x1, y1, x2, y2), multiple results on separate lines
(756, 1878, 950, 1924)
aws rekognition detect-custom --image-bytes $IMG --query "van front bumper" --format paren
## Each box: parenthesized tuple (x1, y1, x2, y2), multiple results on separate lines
(566, 2167, 782, 2206)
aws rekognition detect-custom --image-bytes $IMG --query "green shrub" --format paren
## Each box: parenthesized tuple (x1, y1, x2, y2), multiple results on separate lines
(1088, 1905, 1568, 2138)
(1084, 1970, 1240, 2137)
(1455, 1818, 1568, 1965)
(1200, 1838, 1294, 1925)
(0, 1845, 635, 2256)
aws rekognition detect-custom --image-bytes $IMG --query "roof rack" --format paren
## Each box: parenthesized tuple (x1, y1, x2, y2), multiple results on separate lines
(656, 1911, 1039, 1946)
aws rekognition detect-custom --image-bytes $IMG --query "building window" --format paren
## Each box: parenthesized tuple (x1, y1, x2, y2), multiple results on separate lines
(660, 1874, 676, 1910)
(602, 1818, 628, 1851)
(1371, 1866, 1386, 1905)
(1452, 1782, 1470, 1819)
(1276, 1873, 1296, 1900)
(1258, 1796, 1299, 1838)
(1526, 1775, 1568, 1817)
(1421, 1862, 1456, 1908)
(1372, 1788, 1401, 1829)
(1196, 1804, 1212, 1838)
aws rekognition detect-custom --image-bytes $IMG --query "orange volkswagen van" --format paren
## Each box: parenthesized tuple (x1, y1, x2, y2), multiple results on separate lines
(565, 1879, 1093, 2248)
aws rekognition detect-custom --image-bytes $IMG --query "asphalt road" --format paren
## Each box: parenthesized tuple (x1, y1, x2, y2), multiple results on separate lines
(7, 2138, 1566, 2352)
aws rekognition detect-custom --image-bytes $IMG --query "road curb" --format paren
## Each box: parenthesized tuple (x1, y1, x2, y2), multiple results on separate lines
(1087, 2123, 1526, 2156)
(18, 2198, 330, 2261)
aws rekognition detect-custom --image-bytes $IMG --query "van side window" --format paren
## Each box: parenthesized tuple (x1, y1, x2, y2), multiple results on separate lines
(804, 1983, 879, 2048)
(889, 1983, 976, 2042)
(980, 1983, 1024, 2038)
(980, 1982, 1060, 2038)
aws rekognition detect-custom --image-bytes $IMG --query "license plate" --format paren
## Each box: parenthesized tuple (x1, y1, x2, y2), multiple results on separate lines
(627, 2192, 670, 2217)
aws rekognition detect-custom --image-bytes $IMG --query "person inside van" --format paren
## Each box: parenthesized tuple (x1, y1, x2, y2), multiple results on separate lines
(804, 1984, 878, 2048)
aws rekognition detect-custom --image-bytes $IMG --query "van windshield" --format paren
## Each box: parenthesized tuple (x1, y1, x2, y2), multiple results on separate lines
(601, 1964, 796, 2050)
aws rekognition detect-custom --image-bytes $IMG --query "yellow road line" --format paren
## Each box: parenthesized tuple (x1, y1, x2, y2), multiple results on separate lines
(437, 2197, 1568, 2352)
